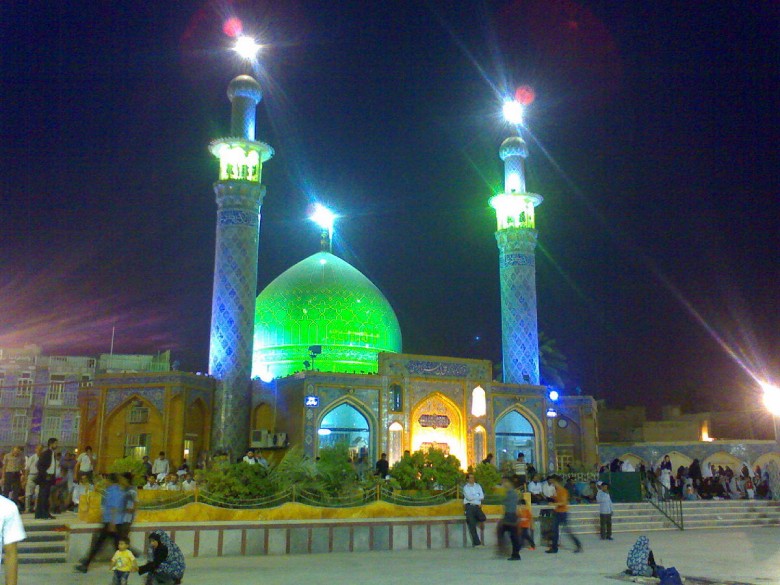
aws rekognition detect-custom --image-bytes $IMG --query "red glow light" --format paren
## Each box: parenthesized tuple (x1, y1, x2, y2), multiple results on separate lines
(223, 17, 243, 38)
(515, 85, 535, 106)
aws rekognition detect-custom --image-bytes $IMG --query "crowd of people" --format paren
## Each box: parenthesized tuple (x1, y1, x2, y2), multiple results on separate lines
(0, 444, 207, 522)
(598, 455, 777, 501)
(461, 469, 595, 561)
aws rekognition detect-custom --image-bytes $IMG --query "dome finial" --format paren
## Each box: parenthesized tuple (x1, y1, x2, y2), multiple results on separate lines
(310, 203, 336, 253)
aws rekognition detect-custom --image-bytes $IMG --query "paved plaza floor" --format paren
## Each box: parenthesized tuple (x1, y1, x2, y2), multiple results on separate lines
(12, 528, 780, 585)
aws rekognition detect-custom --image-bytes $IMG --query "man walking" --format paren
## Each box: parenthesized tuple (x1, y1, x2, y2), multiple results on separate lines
(75, 473, 126, 573)
(546, 475, 582, 554)
(462, 473, 485, 546)
(34, 438, 58, 520)
(498, 477, 521, 561)
(2, 448, 25, 507)
(597, 482, 614, 540)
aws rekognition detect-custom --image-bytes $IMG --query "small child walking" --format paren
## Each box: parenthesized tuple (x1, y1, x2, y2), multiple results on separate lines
(517, 499, 536, 550)
(110, 537, 137, 585)
(596, 482, 614, 540)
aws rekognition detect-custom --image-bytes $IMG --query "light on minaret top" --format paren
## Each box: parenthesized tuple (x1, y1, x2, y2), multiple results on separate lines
(209, 36, 274, 183)
(209, 72, 274, 183)
(489, 99, 543, 230)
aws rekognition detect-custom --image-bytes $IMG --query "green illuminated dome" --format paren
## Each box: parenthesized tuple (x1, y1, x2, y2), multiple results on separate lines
(252, 251, 402, 379)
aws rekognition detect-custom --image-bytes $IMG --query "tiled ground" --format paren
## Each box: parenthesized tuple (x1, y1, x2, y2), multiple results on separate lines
(12, 528, 780, 585)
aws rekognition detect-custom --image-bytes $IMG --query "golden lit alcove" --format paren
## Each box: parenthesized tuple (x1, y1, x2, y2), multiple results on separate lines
(410, 393, 466, 467)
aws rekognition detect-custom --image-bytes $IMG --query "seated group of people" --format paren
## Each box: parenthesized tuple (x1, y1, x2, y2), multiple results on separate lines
(143, 472, 196, 491)
(646, 456, 772, 501)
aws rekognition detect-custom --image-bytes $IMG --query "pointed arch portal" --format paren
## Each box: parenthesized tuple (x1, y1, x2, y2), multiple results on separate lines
(318, 403, 372, 464)
(495, 410, 537, 470)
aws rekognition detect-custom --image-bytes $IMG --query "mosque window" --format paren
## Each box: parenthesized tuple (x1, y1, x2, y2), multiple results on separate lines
(42, 415, 62, 441)
(128, 406, 150, 424)
(471, 386, 486, 417)
(125, 433, 151, 459)
(390, 384, 403, 412)
(388, 421, 404, 465)
(16, 373, 33, 400)
(11, 411, 28, 443)
(47, 375, 65, 405)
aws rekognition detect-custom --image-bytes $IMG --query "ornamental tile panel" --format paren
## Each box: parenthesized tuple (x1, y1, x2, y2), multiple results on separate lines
(497, 233, 540, 385)
(105, 387, 165, 415)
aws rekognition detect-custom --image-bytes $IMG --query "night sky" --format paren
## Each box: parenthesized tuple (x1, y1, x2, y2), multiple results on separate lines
(1, 1, 777, 415)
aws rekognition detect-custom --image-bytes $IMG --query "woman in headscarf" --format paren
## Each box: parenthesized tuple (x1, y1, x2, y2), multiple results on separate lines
(626, 535, 655, 577)
(138, 530, 186, 585)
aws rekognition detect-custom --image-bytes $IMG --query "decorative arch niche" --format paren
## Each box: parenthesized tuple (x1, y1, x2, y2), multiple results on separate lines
(410, 393, 466, 467)
(101, 394, 163, 470)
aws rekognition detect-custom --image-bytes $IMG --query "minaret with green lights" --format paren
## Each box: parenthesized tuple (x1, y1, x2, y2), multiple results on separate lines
(490, 102, 543, 385)
(208, 73, 274, 458)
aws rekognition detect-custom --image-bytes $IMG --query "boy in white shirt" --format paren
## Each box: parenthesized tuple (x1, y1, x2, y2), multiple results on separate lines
(0, 493, 26, 585)
(71, 475, 93, 512)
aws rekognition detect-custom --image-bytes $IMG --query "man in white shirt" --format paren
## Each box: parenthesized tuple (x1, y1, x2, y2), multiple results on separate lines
(621, 460, 636, 472)
(0, 493, 26, 585)
(151, 452, 170, 482)
(596, 482, 614, 540)
(242, 450, 258, 464)
(462, 473, 485, 547)
(542, 477, 557, 502)
(22, 446, 42, 513)
(527, 475, 544, 503)
(181, 474, 196, 492)
(74, 446, 95, 483)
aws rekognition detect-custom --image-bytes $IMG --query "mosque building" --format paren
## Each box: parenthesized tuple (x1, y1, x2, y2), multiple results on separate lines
(71, 73, 599, 473)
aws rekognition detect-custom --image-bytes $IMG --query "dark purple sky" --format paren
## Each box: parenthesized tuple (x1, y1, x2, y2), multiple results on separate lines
(1, 1, 777, 414)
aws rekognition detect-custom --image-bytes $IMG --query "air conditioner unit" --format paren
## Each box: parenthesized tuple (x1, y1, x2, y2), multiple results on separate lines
(250, 429, 269, 448)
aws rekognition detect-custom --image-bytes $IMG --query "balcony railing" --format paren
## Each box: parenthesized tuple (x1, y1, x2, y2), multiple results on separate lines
(0, 391, 33, 408)
(0, 429, 29, 445)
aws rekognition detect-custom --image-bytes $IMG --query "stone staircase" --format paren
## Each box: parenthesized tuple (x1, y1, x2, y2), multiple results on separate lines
(532, 499, 780, 536)
(19, 519, 68, 564)
(681, 499, 780, 530)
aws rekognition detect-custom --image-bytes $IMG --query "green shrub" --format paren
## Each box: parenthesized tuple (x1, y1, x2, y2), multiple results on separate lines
(195, 447, 326, 504)
(390, 448, 462, 490)
(315, 445, 359, 497)
(108, 457, 147, 487)
(472, 462, 502, 493)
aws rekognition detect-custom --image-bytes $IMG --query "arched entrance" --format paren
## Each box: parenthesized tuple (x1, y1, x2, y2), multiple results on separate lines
(410, 394, 465, 466)
(318, 403, 372, 466)
(184, 398, 209, 464)
(495, 410, 537, 470)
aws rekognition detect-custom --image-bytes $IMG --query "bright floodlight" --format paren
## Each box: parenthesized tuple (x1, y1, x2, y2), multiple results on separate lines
(503, 100, 524, 125)
(310, 204, 336, 232)
(234, 35, 260, 60)
(548, 389, 560, 402)
(761, 382, 780, 416)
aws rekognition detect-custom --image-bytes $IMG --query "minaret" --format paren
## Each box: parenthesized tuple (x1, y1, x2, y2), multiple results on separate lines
(489, 134, 543, 385)
(208, 75, 274, 458)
